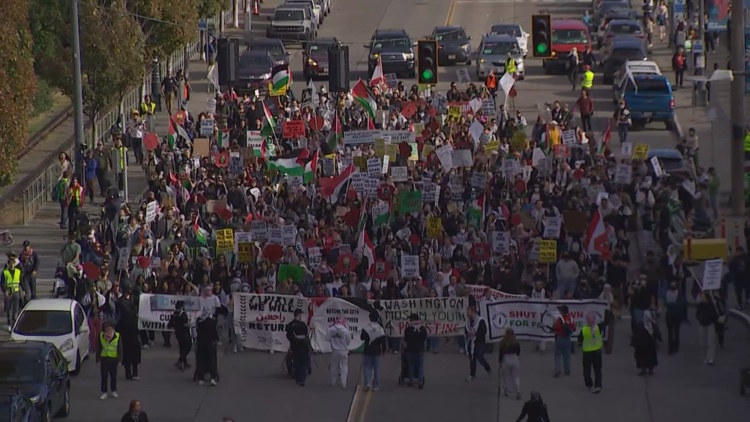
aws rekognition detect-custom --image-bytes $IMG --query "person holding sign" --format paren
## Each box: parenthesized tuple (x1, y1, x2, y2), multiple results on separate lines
(465, 305, 491, 382)
(695, 292, 719, 366)
(361, 312, 386, 391)
(326, 318, 351, 389)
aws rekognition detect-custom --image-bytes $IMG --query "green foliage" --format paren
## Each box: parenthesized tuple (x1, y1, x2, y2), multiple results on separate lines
(198, 0, 230, 19)
(31, 78, 54, 117)
(125, 0, 199, 59)
(30, 0, 145, 120)
(0, 0, 38, 185)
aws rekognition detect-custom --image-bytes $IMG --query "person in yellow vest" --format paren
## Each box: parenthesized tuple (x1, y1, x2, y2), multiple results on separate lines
(581, 64, 594, 92)
(66, 175, 84, 234)
(2, 252, 23, 331)
(139, 95, 156, 132)
(97, 321, 123, 400)
(505, 52, 517, 77)
(110, 136, 128, 197)
(577, 312, 603, 393)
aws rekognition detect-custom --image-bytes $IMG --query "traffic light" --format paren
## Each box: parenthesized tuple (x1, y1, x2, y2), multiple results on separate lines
(531, 14, 552, 58)
(417, 40, 438, 84)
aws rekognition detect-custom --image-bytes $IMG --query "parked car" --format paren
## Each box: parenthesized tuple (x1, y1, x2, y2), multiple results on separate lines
(0, 390, 40, 422)
(10, 299, 90, 374)
(0, 341, 71, 421)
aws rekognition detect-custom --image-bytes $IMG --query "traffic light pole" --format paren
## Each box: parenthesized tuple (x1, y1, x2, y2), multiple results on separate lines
(729, 0, 746, 216)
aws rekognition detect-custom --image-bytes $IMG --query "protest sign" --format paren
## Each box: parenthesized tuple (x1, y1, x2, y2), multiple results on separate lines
(215, 228, 234, 254)
(466, 285, 527, 302)
(483, 299, 607, 341)
(426, 217, 443, 238)
(233, 294, 309, 352)
(282, 120, 305, 138)
(701, 259, 723, 290)
(400, 254, 419, 278)
(538, 240, 557, 263)
(543, 217, 562, 239)
(309, 298, 372, 352)
(367, 157, 381, 178)
(491, 231, 511, 255)
(397, 190, 422, 214)
(138, 294, 201, 331)
(145, 201, 158, 223)
(378, 297, 468, 337)
(633, 144, 650, 160)
(200, 119, 214, 137)
(391, 166, 408, 182)
(278, 264, 305, 283)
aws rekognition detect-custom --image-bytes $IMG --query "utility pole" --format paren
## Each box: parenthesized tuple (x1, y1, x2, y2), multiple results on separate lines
(71, 0, 86, 181)
(730, 0, 746, 215)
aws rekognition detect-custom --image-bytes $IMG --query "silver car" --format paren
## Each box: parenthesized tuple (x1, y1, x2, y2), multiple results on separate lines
(475, 34, 525, 81)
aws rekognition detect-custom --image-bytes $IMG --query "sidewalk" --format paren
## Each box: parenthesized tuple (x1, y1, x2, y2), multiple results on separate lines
(0, 60, 212, 339)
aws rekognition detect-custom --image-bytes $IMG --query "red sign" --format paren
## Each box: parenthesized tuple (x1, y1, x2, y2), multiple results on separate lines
(144, 132, 159, 151)
(336, 253, 356, 273)
(282, 120, 305, 138)
(554, 144, 570, 159)
(213, 150, 230, 168)
(470, 243, 490, 262)
(373, 260, 392, 280)
(309, 115, 325, 131)
(263, 244, 284, 263)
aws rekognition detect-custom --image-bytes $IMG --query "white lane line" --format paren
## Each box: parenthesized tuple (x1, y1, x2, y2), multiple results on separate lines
(456, 0, 589, 3)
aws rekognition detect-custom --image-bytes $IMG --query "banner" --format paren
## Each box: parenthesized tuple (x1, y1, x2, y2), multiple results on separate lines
(465, 285, 527, 301)
(137, 294, 201, 331)
(379, 297, 468, 337)
(309, 298, 373, 352)
(483, 299, 607, 341)
(233, 293, 309, 352)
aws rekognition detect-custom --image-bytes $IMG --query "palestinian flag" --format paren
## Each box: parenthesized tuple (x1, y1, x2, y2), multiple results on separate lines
(319, 164, 355, 204)
(326, 112, 342, 151)
(260, 102, 276, 139)
(357, 226, 375, 272)
(304, 150, 319, 183)
(370, 56, 385, 88)
(193, 217, 209, 245)
(598, 121, 612, 155)
(269, 157, 304, 176)
(217, 129, 230, 148)
(368, 116, 376, 130)
(168, 118, 191, 149)
(269, 65, 291, 96)
(351, 79, 377, 119)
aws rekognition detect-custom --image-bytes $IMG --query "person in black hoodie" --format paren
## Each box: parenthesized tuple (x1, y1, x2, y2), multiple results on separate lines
(194, 307, 222, 386)
(465, 304, 491, 381)
(403, 313, 427, 389)
(168, 300, 192, 371)
(286, 309, 310, 386)
(695, 292, 719, 365)
(360, 311, 386, 391)
(516, 391, 550, 422)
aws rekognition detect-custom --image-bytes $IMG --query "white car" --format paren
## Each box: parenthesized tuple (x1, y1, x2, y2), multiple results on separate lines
(11, 299, 90, 374)
(489, 23, 529, 58)
(285, 0, 323, 25)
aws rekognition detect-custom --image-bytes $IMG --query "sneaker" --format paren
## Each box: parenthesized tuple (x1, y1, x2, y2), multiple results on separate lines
(341, 384, 346, 389)
(364, 385, 371, 391)
(210, 379, 217, 386)
(591, 387, 601, 394)
(373, 386, 380, 392)
(269, 349, 275, 354)
(465, 376, 474, 382)
(133, 376, 140, 380)
(99, 393, 107, 400)
(142, 344, 150, 349)
(198, 380, 205, 386)
(110, 392, 119, 398)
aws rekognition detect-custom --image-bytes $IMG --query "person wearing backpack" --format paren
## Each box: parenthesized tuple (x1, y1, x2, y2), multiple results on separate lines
(551, 305, 576, 377)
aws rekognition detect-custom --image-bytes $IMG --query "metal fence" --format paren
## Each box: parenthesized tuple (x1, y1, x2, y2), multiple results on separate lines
(19, 28, 208, 224)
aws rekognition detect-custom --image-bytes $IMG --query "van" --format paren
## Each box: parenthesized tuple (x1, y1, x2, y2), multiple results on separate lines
(613, 61, 675, 129)
(543, 19, 592, 74)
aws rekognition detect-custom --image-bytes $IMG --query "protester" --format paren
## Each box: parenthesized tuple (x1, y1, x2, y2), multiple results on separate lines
(552, 305, 576, 377)
(2, 253, 22, 331)
(465, 304, 491, 381)
(97, 321, 123, 399)
(168, 300, 192, 370)
(696, 292, 719, 365)
(286, 309, 310, 386)
(117, 287, 142, 381)
(498, 328, 522, 400)
(578, 312, 603, 393)
(120, 399, 149, 422)
(361, 311, 386, 391)
(194, 304, 221, 386)
(326, 317, 351, 389)
(516, 391, 551, 422)
(404, 313, 427, 389)
(631, 309, 661, 375)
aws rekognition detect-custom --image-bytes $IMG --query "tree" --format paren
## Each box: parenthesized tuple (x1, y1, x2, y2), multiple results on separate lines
(0, 0, 37, 185)
(198, 0, 230, 19)
(124, 0, 199, 60)
(30, 0, 145, 138)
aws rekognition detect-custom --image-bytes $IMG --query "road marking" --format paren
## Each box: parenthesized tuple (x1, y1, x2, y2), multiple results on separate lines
(456, 0, 589, 3)
(357, 389, 373, 422)
(346, 386, 364, 422)
(446, 0, 457, 25)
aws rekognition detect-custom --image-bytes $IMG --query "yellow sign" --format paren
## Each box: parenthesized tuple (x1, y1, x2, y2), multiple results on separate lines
(421, 144, 434, 161)
(633, 144, 650, 160)
(354, 156, 368, 171)
(484, 140, 500, 153)
(413, 123, 425, 134)
(237, 242, 254, 263)
(215, 228, 234, 254)
(426, 217, 443, 238)
(538, 240, 557, 263)
(448, 106, 461, 121)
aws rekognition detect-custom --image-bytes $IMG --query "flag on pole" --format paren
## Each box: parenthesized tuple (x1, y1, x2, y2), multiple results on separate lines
(326, 112, 343, 151)
(584, 210, 610, 258)
(194, 217, 209, 245)
(351, 80, 377, 119)
(304, 150, 319, 183)
(260, 102, 275, 139)
(217, 129, 230, 148)
(207, 64, 221, 93)
(370, 56, 385, 88)
(357, 227, 375, 273)
(269, 65, 292, 96)
(598, 121, 612, 154)
(319, 164, 355, 203)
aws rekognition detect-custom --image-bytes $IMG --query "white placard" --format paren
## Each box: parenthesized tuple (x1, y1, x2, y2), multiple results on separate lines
(367, 157, 381, 178)
(561, 130, 577, 146)
(391, 166, 408, 182)
(701, 259, 723, 290)
(543, 216, 563, 239)
(382, 156, 390, 174)
(621, 142, 633, 157)
(491, 231, 511, 255)
(251, 220, 268, 241)
(456, 68, 471, 83)
(614, 163, 633, 184)
(200, 119, 214, 137)
(282, 224, 296, 246)
(400, 254, 419, 278)
(145, 201, 158, 223)
(436, 146, 454, 170)
(650, 156, 664, 178)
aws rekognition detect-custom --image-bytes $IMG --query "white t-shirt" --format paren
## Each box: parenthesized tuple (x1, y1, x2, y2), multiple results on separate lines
(198, 294, 221, 319)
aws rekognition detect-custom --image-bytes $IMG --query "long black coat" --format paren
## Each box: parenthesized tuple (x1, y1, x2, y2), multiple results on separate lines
(632, 323, 659, 369)
(116, 297, 142, 365)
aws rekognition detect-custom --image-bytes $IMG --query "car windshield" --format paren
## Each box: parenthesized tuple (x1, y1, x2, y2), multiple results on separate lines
(0, 350, 44, 383)
(481, 42, 520, 55)
(491, 26, 521, 37)
(435, 30, 467, 42)
(13, 310, 72, 336)
(627, 77, 669, 92)
(308, 43, 332, 53)
(239, 53, 272, 68)
(611, 24, 641, 34)
(372, 38, 410, 49)
(274, 10, 303, 20)
(613, 48, 646, 60)
(657, 157, 685, 171)
(552, 29, 588, 44)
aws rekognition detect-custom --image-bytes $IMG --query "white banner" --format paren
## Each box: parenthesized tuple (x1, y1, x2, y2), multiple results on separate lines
(137, 294, 201, 331)
(379, 297, 468, 337)
(233, 293, 309, 352)
(483, 299, 607, 341)
(309, 298, 370, 352)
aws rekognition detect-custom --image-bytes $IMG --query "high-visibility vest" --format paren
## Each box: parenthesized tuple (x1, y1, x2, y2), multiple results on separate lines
(744, 133, 750, 152)
(69, 186, 81, 205)
(486, 75, 497, 89)
(581, 325, 603, 352)
(100, 332, 120, 358)
(140, 102, 155, 115)
(116, 146, 127, 169)
(505, 57, 517, 75)
(581, 71, 594, 89)
(2, 268, 21, 294)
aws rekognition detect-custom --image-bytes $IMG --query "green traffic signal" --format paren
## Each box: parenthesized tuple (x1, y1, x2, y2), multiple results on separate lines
(421, 69, 434, 81)
(536, 43, 548, 54)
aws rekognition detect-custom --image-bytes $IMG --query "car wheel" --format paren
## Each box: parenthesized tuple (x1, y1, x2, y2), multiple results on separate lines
(55, 386, 70, 418)
(70, 352, 81, 376)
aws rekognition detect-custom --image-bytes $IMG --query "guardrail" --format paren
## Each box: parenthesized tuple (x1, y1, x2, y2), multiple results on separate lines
(13, 29, 207, 225)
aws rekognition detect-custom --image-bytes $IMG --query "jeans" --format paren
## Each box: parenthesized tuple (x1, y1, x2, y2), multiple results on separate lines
(582, 350, 602, 388)
(387, 337, 400, 352)
(554, 336, 571, 374)
(666, 315, 681, 353)
(59, 201, 68, 228)
(124, 363, 138, 380)
(115, 172, 125, 193)
(581, 114, 592, 132)
(22, 273, 36, 301)
(618, 124, 629, 143)
(675, 69, 684, 87)
(362, 354, 381, 388)
(406, 352, 425, 385)
(469, 343, 491, 376)
(6, 292, 21, 328)
(99, 358, 118, 392)
(426, 336, 439, 353)
(500, 354, 521, 395)
(67, 203, 80, 234)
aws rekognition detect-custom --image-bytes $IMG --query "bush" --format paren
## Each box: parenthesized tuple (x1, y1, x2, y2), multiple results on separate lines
(31, 78, 53, 117)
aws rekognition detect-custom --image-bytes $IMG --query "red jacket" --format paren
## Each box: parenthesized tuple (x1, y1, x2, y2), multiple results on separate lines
(552, 314, 576, 338)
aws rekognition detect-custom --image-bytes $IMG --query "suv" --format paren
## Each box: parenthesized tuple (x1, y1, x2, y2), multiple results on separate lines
(543, 19, 592, 74)
(600, 36, 647, 83)
(0, 341, 71, 421)
(284, 0, 323, 25)
(267, 5, 317, 43)
(366, 29, 415, 78)
(475, 34, 525, 80)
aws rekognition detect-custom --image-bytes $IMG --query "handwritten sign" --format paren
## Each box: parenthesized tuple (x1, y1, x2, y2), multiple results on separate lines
(282, 120, 305, 138)
(426, 217, 442, 238)
(633, 144, 650, 160)
(538, 240, 557, 263)
(215, 228, 234, 254)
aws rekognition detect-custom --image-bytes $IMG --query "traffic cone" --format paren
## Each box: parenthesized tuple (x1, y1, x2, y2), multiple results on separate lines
(253, 0, 259, 15)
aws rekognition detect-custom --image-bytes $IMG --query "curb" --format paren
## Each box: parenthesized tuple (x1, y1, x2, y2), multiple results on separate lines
(729, 309, 750, 327)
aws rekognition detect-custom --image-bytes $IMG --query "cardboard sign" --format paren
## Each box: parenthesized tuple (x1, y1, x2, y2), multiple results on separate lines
(633, 144, 650, 160)
(538, 240, 557, 263)
(470, 243, 490, 262)
(282, 120, 305, 138)
(426, 217, 442, 238)
(192, 138, 210, 158)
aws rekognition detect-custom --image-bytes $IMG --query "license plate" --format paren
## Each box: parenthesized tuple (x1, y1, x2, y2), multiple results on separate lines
(448, 54, 456, 60)
(643, 112, 653, 118)
(496, 67, 505, 73)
